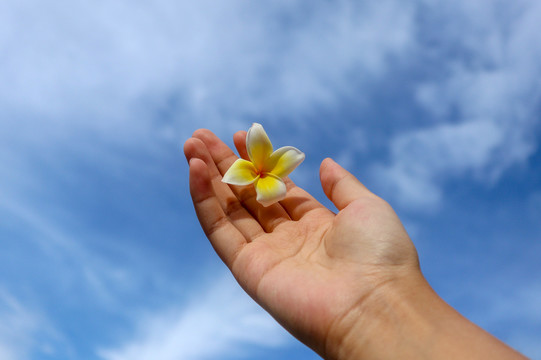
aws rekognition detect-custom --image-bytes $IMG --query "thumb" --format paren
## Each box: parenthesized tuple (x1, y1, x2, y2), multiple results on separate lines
(319, 158, 373, 210)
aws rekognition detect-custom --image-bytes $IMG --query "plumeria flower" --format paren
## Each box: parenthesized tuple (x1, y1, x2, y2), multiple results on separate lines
(222, 123, 305, 207)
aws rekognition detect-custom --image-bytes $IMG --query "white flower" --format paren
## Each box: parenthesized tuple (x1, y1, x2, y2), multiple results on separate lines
(222, 123, 305, 207)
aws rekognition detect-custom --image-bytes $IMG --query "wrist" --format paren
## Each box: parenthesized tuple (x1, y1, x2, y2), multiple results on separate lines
(324, 267, 527, 360)
(324, 268, 438, 360)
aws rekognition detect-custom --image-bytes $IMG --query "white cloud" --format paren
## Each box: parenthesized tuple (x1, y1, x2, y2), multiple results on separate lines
(0, 192, 144, 310)
(0, 0, 415, 139)
(373, 0, 541, 209)
(0, 297, 30, 360)
(0, 290, 56, 360)
(373, 120, 508, 209)
(98, 273, 291, 360)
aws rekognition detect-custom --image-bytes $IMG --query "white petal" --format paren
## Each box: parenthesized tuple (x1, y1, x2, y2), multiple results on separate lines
(254, 173, 287, 207)
(246, 123, 273, 171)
(266, 146, 305, 178)
(222, 159, 258, 185)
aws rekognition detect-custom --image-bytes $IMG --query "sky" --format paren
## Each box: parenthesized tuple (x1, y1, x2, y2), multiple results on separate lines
(1, 0, 540, 359)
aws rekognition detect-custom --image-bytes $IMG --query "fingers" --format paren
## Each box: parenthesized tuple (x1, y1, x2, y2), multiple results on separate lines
(233, 130, 327, 221)
(191, 129, 291, 232)
(185, 137, 265, 240)
(233, 130, 249, 160)
(188, 157, 247, 267)
(320, 158, 374, 211)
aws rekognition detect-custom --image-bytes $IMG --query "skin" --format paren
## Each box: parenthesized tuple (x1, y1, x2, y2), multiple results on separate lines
(183, 129, 527, 360)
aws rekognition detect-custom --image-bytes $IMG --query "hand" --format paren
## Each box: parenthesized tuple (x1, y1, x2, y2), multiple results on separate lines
(184, 129, 526, 360)
(184, 129, 419, 357)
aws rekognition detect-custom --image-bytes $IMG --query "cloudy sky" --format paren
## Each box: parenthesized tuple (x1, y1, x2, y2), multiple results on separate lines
(1, 0, 540, 359)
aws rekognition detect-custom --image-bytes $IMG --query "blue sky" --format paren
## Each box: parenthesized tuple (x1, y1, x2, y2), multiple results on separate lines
(1, 0, 540, 359)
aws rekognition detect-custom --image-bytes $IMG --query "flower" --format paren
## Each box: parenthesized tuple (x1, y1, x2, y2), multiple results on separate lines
(222, 123, 305, 207)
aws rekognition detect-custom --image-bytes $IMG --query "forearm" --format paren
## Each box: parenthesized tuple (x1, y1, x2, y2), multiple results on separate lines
(325, 272, 527, 360)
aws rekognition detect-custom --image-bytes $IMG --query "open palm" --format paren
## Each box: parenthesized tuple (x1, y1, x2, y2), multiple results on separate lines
(184, 129, 419, 357)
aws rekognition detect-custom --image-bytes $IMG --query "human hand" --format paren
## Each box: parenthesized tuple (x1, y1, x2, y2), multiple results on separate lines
(184, 128, 420, 358)
(184, 128, 526, 360)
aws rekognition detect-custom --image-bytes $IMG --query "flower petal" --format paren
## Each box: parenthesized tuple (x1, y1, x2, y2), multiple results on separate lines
(246, 123, 273, 171)
(266, 146, 305, 178)
(254, 173, 287, 207)
(222, 159, 259, 185)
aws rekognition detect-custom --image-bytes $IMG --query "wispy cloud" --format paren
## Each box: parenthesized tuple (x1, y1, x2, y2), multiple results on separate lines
(98, 273, 291, 360)
(372, 120, 507, 209)
(0, 289, 59, 360)
(0, 290, 35, 360)
(371, 0, 541, 209)
(0, 1, 415, 138)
